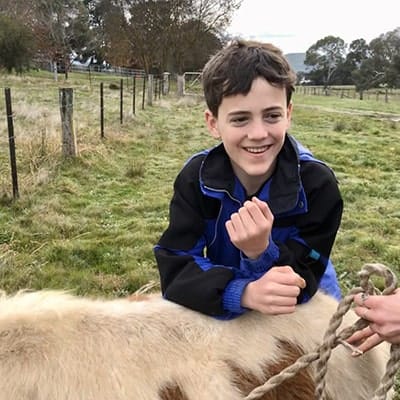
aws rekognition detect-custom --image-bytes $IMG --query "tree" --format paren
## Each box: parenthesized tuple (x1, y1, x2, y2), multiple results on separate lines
(99, 0, 241, 73)
(176, 20, 222, 71)
(164, 0, 236, 73)
(83, 0, 129, 66)
(304, 36, 347, 88)
(343, 39, 375, 98)
(26, 0, 95, 75)
(0, 14, 35, 73)
(349, 28, 400, 98)
(333, 38, 370, 85)
(351, 58, 381, 99)
(368, 28, 400, 88)
(1, 0, 99, 73)
(124, 0, 171, 71)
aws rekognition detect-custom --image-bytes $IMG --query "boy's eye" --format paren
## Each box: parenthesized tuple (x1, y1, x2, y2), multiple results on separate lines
(264, 113, 282, 122)
(230, 116, 248, 125)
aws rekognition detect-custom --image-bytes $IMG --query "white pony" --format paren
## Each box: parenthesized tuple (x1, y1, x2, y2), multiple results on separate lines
(0, 289, 392, 400)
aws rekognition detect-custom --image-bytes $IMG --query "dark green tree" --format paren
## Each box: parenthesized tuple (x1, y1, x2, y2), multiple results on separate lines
(368, 28, 400, 88)
(0, 14, 35, 73)
(83, 0, 126, 65)
(334, 39, 370, 85)
(304, 36, 347, 88)
(351, 58, 381, 99)
(349, 28, 400, 98)
(97, 0, 241, 73)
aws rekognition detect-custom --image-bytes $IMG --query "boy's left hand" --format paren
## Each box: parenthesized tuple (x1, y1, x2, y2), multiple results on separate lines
(226, 196, 273, 259)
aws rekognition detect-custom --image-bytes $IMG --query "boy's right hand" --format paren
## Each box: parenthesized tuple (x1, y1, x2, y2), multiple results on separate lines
(225, 196, 274, 259)
(241, 266, 306, 315)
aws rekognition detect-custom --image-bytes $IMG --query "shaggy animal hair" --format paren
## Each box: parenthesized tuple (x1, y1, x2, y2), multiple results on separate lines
(0, 289, 392, 400)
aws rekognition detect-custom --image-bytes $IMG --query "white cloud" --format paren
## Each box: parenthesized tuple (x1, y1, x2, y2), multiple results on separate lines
(227, 0, 400, 53)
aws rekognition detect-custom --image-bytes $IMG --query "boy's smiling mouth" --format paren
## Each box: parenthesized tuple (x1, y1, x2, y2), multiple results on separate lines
(244, 145, 271, 154)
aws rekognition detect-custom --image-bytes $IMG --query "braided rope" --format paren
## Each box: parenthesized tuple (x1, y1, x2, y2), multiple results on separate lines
(244, 263, 400, 400)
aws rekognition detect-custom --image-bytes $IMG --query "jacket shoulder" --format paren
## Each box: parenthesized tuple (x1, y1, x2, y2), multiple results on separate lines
(178, 151, 208, 181)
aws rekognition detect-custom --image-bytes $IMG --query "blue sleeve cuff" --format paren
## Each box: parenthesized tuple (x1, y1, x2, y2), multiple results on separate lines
(240, 239, 280, 273)
(222, 278, 252, 315)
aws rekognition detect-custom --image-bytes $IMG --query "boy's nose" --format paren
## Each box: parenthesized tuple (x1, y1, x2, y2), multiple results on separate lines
(247, 120, 268, 140)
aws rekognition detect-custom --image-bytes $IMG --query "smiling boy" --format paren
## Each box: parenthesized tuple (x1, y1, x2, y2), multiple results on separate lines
(154, 40, 343, 319)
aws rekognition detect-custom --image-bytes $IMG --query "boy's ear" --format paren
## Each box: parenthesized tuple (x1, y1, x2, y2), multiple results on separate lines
(204, 109, 220, 139)
(287, 102, 293, 126)
(288, 101, 293, 117)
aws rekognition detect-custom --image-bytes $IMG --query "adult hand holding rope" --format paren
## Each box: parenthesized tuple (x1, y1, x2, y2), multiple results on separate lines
(348, 289, 400, 354)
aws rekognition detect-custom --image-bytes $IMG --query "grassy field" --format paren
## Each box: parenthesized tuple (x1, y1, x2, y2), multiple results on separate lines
(1, 71, 400, 395)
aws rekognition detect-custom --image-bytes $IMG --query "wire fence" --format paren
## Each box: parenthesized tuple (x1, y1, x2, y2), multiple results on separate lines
(0, 72, 170, 200)
(296, 85, 400, 102)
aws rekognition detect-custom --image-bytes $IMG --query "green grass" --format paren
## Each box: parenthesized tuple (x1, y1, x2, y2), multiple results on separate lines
(0, 73, 400, 395)
(0, 71, 209, 296)
(292, 94, 400, 291)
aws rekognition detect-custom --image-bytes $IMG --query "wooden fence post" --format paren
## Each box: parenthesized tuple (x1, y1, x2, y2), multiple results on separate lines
(53, 61, 58, 82)
(100, 82, 104, 138)
(142, 76, 146, 110)
(177, 74, 184, 97)
(120, 78, 124, 124)
(147, 74, 153, 106)
(132, 75, 136, 115)
(59, 88, 77, 157)
(4, 88, 19, 199)
(154, 78, 158, 101)
(163, 72, 170, 95)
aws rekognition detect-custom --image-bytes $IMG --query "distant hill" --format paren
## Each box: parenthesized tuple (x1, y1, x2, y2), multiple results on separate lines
(285, 53, 308, 73)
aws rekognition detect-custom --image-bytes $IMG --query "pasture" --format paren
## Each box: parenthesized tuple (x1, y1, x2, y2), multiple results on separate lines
(0, 71, 400, 396)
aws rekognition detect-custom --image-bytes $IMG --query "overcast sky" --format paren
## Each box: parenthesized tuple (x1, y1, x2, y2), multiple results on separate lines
(227, 0, 399, 54)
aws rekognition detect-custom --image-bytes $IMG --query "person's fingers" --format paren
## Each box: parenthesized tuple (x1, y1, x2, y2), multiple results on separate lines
(361, 307, 370, 321)
(352, 333, 384, 355)
(347, 325, 374, 345)
(238, 203, 260, 229)
(228, 206, 260, 234)
(228, 212, 242, 230)
(251, 197, 274, 220)
(225, 219, 235, 239)
(353, 306, 376, 322)
(226, 212, 249, 241)
(353, 292, 371, 308)
(266, 267, 306, 288)
(298, 276, 306, 289)
(261, 282, 302, 298)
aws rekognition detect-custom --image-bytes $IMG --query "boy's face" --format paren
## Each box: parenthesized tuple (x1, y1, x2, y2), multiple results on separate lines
(205, 77, 292, 194)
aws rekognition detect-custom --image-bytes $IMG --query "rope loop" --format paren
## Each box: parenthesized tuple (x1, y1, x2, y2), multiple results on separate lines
(244, 263, 399, 400)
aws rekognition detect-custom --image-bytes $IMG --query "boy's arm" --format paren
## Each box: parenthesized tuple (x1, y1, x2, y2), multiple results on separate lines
(154, 246, 250, 318)
(155, 165, 250, 319)
(265, 162, 343, 300)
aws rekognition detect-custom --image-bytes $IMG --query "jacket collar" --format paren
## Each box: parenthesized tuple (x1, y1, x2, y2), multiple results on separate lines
(200, 134, 303, 215)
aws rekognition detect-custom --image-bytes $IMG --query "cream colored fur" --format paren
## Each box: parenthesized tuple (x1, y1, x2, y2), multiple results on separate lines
(0, 290, 392, 400)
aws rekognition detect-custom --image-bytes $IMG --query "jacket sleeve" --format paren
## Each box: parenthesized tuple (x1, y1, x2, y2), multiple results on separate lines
(154, 159, 248, 319)
(272, 161, 343, 301)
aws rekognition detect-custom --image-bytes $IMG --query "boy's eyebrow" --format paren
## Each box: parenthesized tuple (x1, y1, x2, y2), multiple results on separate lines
(227, 106, 284, 116)
(262, 106, 285, 112)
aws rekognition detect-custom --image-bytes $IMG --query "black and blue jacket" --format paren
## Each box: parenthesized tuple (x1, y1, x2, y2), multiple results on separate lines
(154, 134, 343, 320)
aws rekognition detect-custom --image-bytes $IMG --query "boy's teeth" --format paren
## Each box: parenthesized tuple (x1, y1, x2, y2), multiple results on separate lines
(246, 146, 268, 153)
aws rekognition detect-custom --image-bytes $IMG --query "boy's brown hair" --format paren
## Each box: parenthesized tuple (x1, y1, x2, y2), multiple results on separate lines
(202, 40, 297, 116)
